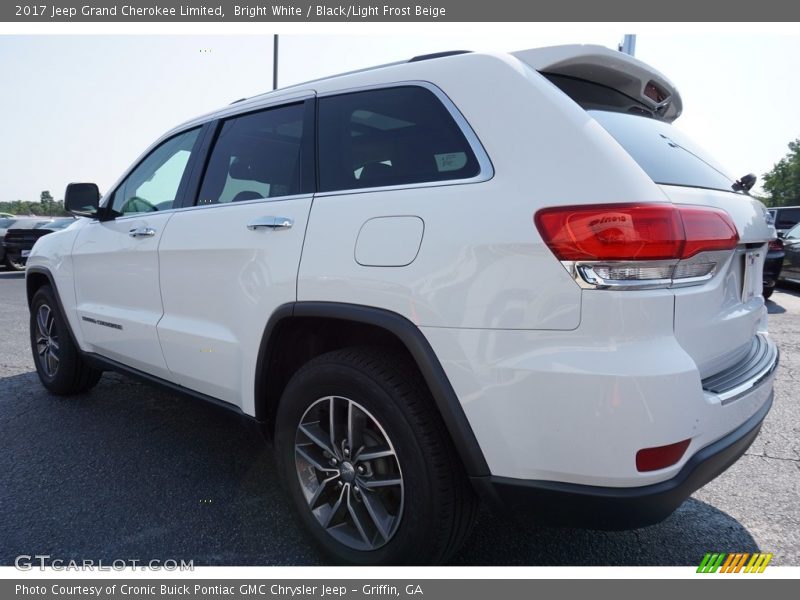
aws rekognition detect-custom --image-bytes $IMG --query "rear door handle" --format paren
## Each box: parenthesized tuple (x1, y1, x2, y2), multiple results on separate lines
(247, 216, 294, 230)
(128, 227, 156, 238)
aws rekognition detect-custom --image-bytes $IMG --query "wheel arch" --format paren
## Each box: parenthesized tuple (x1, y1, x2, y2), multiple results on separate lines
(255, 302, 490, 478)
(25, 266, 81, 350)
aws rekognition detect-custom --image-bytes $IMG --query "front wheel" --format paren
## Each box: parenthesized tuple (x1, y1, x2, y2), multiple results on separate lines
(4, 253, 26, 271)
(763, 286, 774, 299)
(274, 347, 478, 565)
(29, 285, 102, 395)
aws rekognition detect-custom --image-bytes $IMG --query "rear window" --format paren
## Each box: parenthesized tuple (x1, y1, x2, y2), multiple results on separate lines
(318, 86, 480, 192)
(590, 110, 735, 193)
(775, 208, 800, 230)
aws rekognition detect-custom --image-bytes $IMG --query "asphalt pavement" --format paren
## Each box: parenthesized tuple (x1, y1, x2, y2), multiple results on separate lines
(1, 268, 798, 566)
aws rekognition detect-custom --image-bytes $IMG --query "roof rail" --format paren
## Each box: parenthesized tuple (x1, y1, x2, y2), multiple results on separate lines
(408, 50, 471, 62)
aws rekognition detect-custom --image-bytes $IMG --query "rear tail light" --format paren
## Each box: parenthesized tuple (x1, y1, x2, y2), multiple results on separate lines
(636, 439, 691, 472)
(534, 203, 739, 289)
(768, 239, 782, 251)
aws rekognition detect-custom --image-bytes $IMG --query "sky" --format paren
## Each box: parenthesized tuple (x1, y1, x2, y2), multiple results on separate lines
(1, 32, 800, 202)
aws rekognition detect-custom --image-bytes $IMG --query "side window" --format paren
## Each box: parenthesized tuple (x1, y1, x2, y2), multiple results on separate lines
(786, 223, 800, 240)
(318, 86, 481, 192)
(110, 128, 200, 216)
(197, 102, 309, 205)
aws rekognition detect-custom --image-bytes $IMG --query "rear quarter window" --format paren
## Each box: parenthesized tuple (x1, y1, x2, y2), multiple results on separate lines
(318, 86, 481, 192)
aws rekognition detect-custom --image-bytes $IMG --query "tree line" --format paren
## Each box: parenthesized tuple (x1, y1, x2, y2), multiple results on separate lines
(762, 139, 800, 207)
(0, 191, 69, 217)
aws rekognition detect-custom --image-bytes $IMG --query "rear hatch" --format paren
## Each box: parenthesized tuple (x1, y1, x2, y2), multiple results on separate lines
(516, 45, 774, 378)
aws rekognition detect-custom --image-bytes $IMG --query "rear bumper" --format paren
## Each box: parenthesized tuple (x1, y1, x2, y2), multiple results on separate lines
(476, 391, 772, 530)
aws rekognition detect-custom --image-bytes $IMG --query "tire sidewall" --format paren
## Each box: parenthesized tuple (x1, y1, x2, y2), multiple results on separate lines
(275, 360, 438, 565)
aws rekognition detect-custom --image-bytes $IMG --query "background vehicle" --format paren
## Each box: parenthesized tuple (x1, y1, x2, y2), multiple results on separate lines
(768, 206, 800, 238)
(25, 46, 777, 565)
(3, 218, 74, 271)
(763, 239, 784, 298)
(0, 216, 49, 269)
(780, 222, 800, 284)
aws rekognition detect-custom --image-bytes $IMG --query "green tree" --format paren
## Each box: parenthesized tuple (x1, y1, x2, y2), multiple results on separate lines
(40, 190, 54, 215)
(763, 139, 800, 207)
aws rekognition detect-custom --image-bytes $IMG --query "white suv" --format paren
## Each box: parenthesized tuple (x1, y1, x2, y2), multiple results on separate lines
(26, 46, 778, 565)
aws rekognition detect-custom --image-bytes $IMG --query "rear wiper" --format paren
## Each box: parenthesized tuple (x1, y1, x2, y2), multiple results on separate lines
(732, 173, 757, 192)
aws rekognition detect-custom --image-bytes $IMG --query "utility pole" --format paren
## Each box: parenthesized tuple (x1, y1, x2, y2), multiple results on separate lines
(273, 35, 279, 90)
(618, 34, 636, 57)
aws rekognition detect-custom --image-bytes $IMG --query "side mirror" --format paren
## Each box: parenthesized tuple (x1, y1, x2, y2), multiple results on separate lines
(65, 183, 101, 218)
(777, 231, 786, 239)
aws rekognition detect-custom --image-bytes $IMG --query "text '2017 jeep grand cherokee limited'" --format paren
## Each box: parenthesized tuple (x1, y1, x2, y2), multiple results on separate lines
(26, 45, 778, 565)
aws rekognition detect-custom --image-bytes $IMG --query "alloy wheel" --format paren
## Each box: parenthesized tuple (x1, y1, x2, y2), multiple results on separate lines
(34, 304, 60, 377)
(294, 395, 404, 551)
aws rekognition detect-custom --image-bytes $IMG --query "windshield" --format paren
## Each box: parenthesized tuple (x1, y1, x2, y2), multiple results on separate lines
(590, 110, 735, 193)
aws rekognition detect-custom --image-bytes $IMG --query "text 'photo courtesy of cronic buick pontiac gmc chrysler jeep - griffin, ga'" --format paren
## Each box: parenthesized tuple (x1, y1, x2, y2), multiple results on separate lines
(24, 45, 779, 565)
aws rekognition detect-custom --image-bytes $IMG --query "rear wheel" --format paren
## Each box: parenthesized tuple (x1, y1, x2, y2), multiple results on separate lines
(30, 285, 102, 395)
(274, 347, 478, 565)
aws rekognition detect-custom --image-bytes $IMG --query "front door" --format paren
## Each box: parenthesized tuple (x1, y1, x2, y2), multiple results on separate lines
(72, 128, 202, 380)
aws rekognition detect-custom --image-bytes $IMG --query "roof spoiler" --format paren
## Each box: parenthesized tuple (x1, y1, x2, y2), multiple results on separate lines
(512, 44, 683, 122)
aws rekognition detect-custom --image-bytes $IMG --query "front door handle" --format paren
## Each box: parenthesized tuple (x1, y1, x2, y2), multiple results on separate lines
(128, 227, 156, 238)
(247, 216, 294, 230)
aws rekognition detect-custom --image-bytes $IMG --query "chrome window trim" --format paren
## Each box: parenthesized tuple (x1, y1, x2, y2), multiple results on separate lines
(315, 80, 494, 198)
(91, 193, 316, 222)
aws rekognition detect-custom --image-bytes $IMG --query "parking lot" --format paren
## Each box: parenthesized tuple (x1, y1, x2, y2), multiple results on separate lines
(1, 267, 798, 566)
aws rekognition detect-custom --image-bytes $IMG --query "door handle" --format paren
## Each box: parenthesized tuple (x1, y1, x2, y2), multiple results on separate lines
(128, 227, 156, 238)
(247, 216, 294, 230)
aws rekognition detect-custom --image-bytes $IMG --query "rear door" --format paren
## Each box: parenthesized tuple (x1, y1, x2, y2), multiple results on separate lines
(156, 96, 315, 410)
(72, 127, 202, 380)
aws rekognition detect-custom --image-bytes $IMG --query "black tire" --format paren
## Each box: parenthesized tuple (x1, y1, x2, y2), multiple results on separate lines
(274, 347, 478, 565)
(763, 286, 774, 299)
(4, 253, 26, 271)
(29, 285, 102, 395)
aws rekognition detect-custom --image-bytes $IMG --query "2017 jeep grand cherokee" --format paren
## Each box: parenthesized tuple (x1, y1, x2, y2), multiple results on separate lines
(25, 46, 778, 565)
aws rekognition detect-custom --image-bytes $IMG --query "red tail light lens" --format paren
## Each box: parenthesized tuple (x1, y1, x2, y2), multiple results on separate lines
(768, 239, 782, 251)
(636, 439, 691, 472)
(534, 204, 738, 261)
(679, 206, 739, 258)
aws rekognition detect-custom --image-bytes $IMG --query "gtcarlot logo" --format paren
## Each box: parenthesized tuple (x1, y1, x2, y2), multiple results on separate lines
(697, 552, 773, 573)
(14, 554, 194, 571)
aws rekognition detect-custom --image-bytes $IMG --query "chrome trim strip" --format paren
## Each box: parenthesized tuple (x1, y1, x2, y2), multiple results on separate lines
(564, 250, 732, 291)
(702, 334, 779, 405)
(315, 80, 494, 197)
(89, 193, 315, 222)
